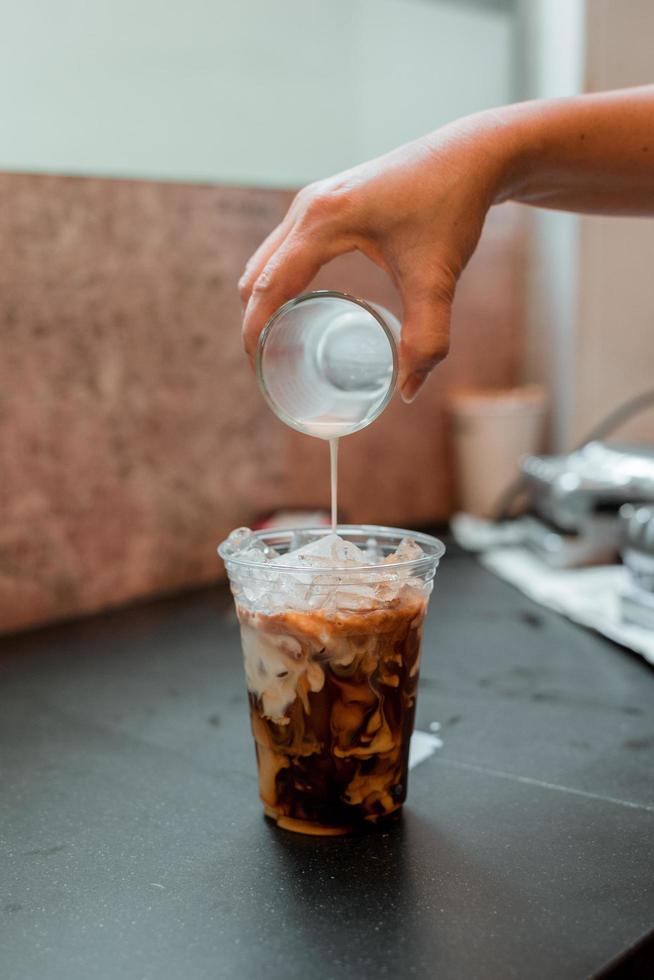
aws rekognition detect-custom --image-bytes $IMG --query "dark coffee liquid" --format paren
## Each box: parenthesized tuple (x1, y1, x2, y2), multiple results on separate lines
(238, 599, 425, 835)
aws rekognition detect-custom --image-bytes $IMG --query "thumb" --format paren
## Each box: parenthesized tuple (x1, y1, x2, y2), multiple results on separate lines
(397, 283, 453, 403)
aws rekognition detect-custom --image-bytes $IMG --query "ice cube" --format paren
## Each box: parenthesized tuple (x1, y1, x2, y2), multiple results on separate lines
(273, 532, 367, 569)
(238, 562, 277, 605)
(241, 576, 271, 605)
(222, 527, 278, 560)
(332, 583, 378, 609)
(238, 546, 274, 564)
(222, 526, 256, 556)
(271, 576, 311, 610)
(289, 530, 312, 552)
(383, 537, 424, 564)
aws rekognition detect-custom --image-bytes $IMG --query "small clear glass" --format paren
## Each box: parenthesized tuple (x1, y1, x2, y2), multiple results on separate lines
(256, 290, 400, 438)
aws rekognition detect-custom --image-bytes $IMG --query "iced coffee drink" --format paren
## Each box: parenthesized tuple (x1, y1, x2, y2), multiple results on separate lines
(219, 526, 444, 836)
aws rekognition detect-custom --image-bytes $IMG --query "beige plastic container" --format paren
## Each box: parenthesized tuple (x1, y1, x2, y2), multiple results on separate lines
(447, 385, 547, 519)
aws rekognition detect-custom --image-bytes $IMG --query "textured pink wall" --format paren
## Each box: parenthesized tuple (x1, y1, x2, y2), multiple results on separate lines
(0, 173, 525, 633)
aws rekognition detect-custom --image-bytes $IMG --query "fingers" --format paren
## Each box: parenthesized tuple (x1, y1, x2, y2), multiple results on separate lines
(238, 184, 319, 306)
(397, 279, 454, 403)
(238, 218, 293, 307)
(241, 232, 349, 361)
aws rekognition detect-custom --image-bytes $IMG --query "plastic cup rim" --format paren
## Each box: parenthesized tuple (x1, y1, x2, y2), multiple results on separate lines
(217, 523, 446, 574)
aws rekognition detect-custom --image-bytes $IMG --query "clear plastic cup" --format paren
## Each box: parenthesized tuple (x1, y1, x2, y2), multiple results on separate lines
(218, 525, 445, 836)
(256, 291, 400, 437)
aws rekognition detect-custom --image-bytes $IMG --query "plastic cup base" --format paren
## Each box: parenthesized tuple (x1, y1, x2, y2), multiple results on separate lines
(262, 803, 403, 837)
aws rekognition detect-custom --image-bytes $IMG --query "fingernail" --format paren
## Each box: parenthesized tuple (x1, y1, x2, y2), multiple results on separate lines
(400, 372, 427, 404)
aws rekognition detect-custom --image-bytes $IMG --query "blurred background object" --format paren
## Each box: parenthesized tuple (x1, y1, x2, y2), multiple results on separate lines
(447, 385, 547, 519)
(1, 0, 653, 632)
(620, 503, 654, 629)
(520, 441, 654, 568)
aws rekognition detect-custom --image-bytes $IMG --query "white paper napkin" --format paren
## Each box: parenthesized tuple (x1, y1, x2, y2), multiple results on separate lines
(479, 546, 654, 666)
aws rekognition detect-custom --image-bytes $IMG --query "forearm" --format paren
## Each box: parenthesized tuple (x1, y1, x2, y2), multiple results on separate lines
(492, 86, 654, 216)
(240, 84, 654, 396)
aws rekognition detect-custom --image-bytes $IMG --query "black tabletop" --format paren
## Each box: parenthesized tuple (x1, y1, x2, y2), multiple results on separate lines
(2, 545, 653, 980)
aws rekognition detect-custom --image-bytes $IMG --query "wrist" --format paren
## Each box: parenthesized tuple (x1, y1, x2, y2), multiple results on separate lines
(426, 105, 535, 207)
(476, 104, 539, 205)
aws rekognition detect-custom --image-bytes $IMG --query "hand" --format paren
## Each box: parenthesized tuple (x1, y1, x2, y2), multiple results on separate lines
(239, 86, 654, 401)
(239, 112, 512, 402)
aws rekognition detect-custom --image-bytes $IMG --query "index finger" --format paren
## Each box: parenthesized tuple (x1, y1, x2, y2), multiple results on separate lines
(238, 218, 293, 307)
(241, 231, 350, 361)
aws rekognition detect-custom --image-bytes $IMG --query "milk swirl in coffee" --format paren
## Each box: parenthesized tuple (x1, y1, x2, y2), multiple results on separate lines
(223, 530, 431, 834)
